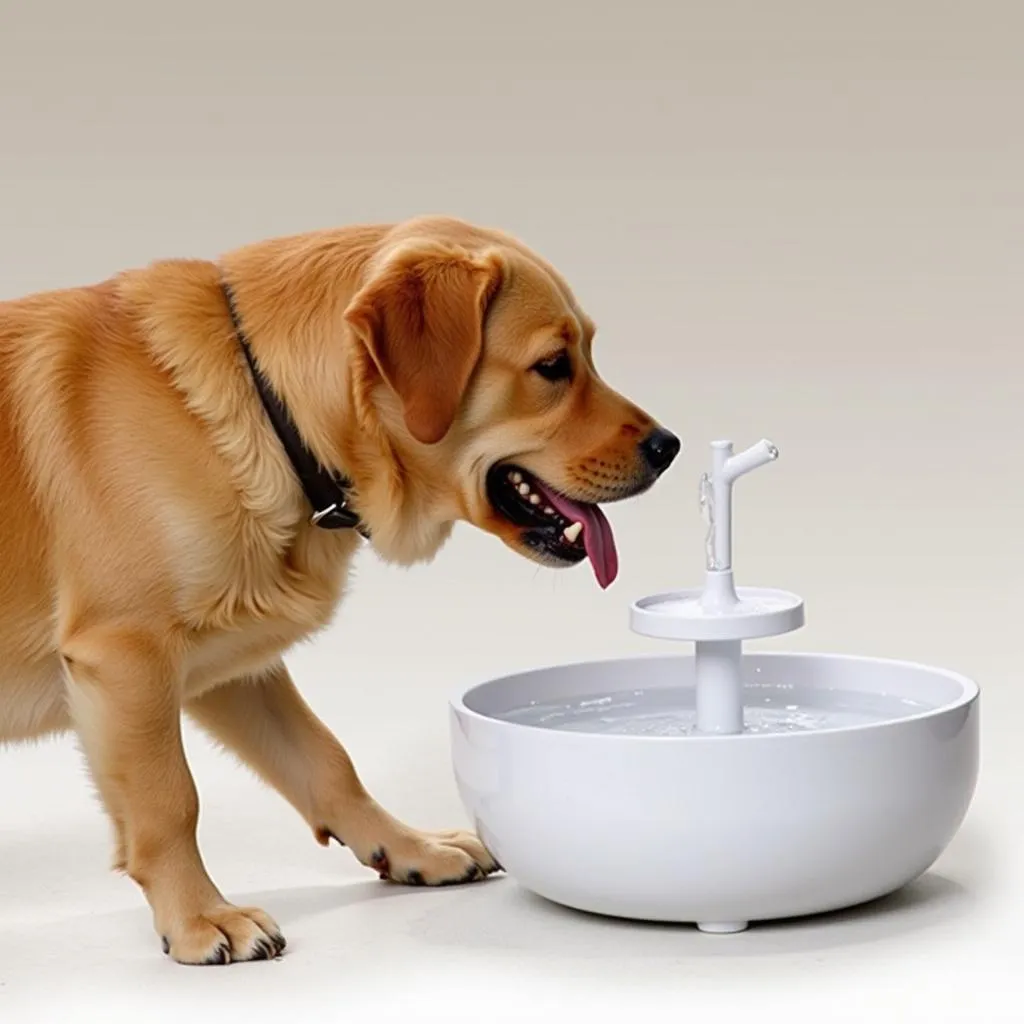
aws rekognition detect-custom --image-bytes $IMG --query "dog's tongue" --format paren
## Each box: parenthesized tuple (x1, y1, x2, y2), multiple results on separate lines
(539, 488, 619, 589)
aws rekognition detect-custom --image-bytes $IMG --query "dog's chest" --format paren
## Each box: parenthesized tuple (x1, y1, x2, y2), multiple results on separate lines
(181, 528, 360, 695)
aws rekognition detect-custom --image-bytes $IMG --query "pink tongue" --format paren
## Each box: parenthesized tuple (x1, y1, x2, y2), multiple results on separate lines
(536, 486, 619, 590)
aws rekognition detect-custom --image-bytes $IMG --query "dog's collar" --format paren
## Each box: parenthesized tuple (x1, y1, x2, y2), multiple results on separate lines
(221, 280, 366, 536)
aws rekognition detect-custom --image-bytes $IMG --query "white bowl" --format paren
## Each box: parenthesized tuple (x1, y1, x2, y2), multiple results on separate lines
(449, 653, 979, 931)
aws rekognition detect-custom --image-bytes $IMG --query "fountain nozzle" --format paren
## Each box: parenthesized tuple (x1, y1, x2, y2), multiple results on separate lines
(720, 438, 779, 483)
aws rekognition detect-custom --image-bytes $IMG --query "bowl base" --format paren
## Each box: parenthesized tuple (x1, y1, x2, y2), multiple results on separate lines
(697, 921, 748, 934)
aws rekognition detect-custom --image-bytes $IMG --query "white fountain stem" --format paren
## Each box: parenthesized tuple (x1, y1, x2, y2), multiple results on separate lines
(694, 630, 750, 930)
(695, 439, 780, 737)
(694, 639, 744, 734)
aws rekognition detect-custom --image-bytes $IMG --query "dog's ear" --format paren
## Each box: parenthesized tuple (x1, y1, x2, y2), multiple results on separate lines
(343, 242, 504, 445)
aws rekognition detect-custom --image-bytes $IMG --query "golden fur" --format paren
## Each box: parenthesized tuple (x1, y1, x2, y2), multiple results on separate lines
(0, 215, 673, 964)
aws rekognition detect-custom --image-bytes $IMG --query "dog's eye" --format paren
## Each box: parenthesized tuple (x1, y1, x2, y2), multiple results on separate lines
(532, 350, 572, 382)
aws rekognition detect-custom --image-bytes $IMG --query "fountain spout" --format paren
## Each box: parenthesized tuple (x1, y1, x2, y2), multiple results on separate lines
(701, 438, 779, 611)
(721, 438, 779, 484)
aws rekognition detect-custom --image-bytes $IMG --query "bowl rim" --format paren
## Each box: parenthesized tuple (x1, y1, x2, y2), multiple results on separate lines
(449, 650, 980, 744)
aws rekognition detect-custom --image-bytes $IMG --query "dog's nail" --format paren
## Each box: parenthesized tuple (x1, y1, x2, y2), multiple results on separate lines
(161, 936, 170, 955)
(371, 848, 392, 881)
(204, 943, 231, 966)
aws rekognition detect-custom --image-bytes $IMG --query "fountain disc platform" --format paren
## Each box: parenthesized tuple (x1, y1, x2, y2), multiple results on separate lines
(449, 438, 980, 935)
(630, 586, 804, 642)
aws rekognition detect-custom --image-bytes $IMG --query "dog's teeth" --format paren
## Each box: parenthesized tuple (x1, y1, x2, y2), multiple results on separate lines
(544, 506, 555, 515)
(518, 483, 530, 496)
(511, 472, 523, 484)
(563, 521, 584, 543)
(529, 494, 541, 505)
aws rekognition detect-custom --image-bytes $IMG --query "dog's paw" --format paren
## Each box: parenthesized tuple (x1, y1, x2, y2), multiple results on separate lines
(160, 904, 286, 965)
(368, 829, 502, 887)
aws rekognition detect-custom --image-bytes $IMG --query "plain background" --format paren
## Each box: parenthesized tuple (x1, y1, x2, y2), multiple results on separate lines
(1, 1, 1021, 1020)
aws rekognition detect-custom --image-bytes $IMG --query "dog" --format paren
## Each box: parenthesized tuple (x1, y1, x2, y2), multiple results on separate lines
(0, 215, 680, 964)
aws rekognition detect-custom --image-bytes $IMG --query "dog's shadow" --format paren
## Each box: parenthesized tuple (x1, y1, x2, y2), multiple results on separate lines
(233, 874, 435, 925)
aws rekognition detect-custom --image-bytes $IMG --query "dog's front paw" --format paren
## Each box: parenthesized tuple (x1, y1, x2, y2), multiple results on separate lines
(160, 904, 286, 965)
(367, 829, 502, 887)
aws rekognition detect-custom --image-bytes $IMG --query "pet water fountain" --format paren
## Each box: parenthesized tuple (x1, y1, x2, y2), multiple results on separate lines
(450, 439, 979, 932)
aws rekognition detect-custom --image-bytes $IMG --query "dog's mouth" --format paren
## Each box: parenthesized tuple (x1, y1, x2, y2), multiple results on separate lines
(485, 463, 619, 589)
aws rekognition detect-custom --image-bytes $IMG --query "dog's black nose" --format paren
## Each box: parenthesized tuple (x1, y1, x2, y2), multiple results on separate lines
(639, 428, 681, 475)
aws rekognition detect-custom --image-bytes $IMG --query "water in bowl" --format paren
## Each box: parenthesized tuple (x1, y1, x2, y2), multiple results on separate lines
(496, 684, 932, 736)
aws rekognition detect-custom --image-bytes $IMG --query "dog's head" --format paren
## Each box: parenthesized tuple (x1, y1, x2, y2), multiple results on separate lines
(342, 220, 680, 588)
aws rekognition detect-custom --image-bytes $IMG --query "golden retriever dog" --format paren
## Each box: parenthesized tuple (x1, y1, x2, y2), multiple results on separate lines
(0, 215, 680, 964)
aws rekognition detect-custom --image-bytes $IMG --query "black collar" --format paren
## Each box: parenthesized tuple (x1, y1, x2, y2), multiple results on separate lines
(221, 281, 365, 535)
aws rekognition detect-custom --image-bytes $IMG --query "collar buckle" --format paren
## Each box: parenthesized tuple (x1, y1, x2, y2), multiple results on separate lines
(310, 501, 361, 530)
